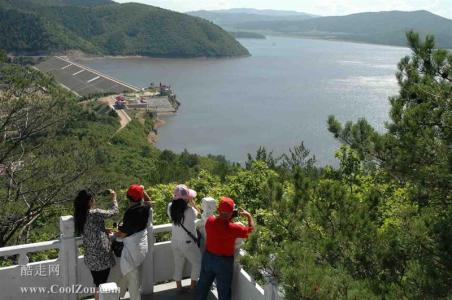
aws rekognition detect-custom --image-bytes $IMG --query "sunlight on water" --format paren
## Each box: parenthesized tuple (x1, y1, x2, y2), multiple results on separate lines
(76, 36, 409, 166)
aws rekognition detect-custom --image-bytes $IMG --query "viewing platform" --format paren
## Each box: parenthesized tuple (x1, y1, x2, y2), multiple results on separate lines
(0, 210, 281, 300)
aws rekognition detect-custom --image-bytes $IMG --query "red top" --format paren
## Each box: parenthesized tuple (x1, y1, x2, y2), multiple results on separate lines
(205, 215, 253, 256)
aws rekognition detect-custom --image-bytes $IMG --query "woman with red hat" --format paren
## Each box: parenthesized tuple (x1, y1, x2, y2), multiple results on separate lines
(115, 184, 153, 300)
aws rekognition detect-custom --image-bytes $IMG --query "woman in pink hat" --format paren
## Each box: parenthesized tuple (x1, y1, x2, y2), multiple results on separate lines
(167, 184, 202, 292)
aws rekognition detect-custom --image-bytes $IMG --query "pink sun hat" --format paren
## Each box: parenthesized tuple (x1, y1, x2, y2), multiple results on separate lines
(173, 184, 197, 200)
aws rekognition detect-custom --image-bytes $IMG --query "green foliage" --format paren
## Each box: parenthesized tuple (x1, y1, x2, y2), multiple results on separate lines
(0, 0, 249, 57)
(0, 32, 450, 299)
(223, 161, 278, 211)
(0, 49, 7, 63)
(0, 63, 96, 247)
(0, 5, 99, 54)
(328, 31, 451, 206)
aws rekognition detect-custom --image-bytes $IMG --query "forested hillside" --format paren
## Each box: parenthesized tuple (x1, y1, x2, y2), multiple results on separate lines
(222, 10, 452, 48)
(0, 31, 451, 298)
(0, 0, 249, 57)
(14, 0, 114, 6)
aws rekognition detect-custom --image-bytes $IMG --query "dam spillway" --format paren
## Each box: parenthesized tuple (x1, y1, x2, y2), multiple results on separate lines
(35, 56, 140, 97)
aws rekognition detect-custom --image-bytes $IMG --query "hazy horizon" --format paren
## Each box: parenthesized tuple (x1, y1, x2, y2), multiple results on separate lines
(113, 0, 452, 19)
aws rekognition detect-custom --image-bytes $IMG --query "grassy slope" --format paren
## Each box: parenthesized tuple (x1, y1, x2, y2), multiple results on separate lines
(0, 0, 249, 57)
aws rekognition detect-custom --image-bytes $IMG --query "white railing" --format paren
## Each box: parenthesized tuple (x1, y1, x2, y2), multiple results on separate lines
(0, 239, 60, 265)
(0, 209, 281, 300)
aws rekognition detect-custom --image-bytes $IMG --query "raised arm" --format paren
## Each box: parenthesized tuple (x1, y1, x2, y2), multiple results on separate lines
(91, 190, 119, 218)
(143, 189, 154, 206)
(239, 209, 254, 231)
(189, 198, 200, 216)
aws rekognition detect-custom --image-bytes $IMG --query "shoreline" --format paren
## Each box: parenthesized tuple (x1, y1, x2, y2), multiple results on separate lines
(147, 117, 167, 145)
(63, 49, 251, 61)
(259, 33, 410, 50)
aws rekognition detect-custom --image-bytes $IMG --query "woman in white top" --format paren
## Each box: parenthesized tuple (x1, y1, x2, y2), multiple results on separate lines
(167, 184, 202, 291)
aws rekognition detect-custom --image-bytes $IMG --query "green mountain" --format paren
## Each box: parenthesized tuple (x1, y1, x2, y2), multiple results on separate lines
(234, 10, 452, 48)
(188, 9, 316, 27)
(0, 0, 249, 57)
(16, 0, 114, 6)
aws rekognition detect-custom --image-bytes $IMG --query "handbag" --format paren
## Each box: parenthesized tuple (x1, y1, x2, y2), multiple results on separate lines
(180, 223, 202, 248)
(111, 239, 124, 257)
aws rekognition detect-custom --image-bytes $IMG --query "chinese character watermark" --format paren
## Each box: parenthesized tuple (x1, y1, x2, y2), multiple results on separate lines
(20, 265, 33, 277)
(20, 263, 60, 277)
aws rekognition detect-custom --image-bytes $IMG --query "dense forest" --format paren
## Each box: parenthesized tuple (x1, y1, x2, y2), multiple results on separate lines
(0, 31, 451, 298)
(0, 0, 249, 57)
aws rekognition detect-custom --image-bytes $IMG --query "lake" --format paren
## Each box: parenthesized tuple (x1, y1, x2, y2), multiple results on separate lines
(76, 36, 409, 166)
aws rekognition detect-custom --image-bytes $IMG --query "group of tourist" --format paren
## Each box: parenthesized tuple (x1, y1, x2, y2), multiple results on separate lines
(73, 183, 254, 300)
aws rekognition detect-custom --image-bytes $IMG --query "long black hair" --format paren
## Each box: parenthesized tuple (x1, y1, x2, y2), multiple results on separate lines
(74, 189, 94, 235)
(170, 199, 188, 226)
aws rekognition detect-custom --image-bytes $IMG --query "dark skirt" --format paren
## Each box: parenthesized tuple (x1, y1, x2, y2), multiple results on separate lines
(90, 268, 111, 287)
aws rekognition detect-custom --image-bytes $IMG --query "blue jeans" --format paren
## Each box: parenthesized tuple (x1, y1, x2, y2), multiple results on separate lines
(196, 251, 234, 300)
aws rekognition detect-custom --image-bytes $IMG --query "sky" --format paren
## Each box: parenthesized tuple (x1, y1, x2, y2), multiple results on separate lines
(114, 0, 452, 19)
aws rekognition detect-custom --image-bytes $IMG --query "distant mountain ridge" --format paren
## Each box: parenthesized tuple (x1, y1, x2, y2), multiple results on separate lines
(0, 0, 250, 57)
(191, 9, 452, 48)
(188, 8, 316, 27)
(195, 8, 317, 17)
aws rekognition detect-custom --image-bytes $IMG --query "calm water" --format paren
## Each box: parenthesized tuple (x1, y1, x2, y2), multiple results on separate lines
(76, 36, 409, 166)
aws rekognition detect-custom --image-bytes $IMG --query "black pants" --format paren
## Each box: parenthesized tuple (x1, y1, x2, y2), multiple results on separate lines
(90, 268, 110, 287)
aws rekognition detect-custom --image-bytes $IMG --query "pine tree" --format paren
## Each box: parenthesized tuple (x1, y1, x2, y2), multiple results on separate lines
(328, 31, 451, 207)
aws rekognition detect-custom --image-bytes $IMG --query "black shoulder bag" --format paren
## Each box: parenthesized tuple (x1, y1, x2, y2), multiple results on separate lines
(179, 223, 201, 248)
(111, 222, 124, 257)
(111, 239, 124, 257)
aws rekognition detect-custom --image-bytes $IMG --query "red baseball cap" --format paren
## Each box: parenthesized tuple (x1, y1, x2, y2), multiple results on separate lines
(127, 184, 144, 202)
(218, 197, 235, 213)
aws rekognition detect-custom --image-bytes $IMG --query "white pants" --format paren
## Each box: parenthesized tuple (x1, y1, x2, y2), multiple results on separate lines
(171, 239, 201, 281)
(118, 266, 141, 300)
